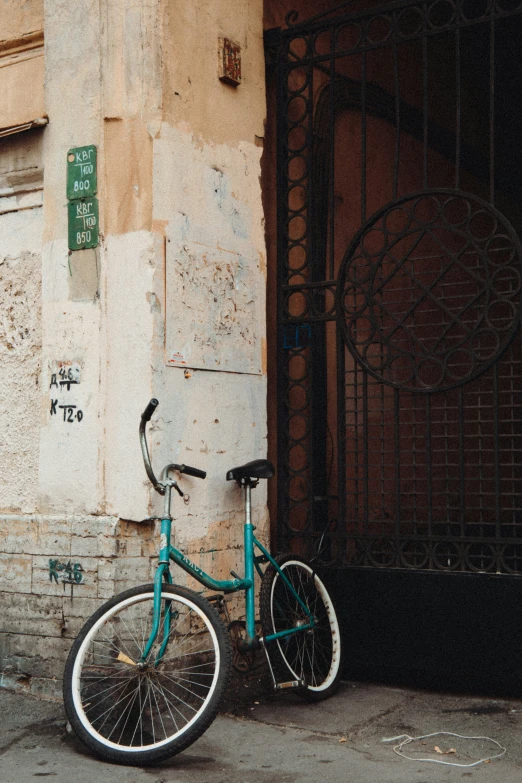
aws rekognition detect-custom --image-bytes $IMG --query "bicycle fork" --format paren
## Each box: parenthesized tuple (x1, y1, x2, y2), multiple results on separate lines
(140, 485, 176, 666)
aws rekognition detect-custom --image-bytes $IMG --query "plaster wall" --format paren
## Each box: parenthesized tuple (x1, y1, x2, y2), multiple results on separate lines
(0, 0, 269, 695)
(147, 0, 268, 562)
(0, 1, 44, 131)
(162, 0, 265, 146)
(101, 0, 268, 531)
(36, 0, 267, 532)
(1, 0, 43, 41)
(37, 0, 105, 517)
(0, 133, 43, 513)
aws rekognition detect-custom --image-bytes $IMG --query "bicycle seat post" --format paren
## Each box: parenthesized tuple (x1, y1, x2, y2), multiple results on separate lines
(243, 480, 252, 526)
(241, 477, 257, 644)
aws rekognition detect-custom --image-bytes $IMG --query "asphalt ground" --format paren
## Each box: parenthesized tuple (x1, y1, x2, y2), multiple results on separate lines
(1, 681, 522, 783)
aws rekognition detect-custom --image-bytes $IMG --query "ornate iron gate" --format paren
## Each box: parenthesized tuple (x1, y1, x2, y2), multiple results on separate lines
(269, 0, 522, 573)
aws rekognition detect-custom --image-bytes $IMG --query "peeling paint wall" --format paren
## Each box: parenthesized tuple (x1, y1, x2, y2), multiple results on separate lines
(149, 0, 268, 582)
(0, 132, 43, 513)
(0, 0, 269, 696)
(1, 1, 45, 130)
(157, 127, 265, 374)
(2, 0, 44, 41)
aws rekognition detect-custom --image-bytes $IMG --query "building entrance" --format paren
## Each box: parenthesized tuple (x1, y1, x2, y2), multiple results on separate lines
(267, 0, 522, 579)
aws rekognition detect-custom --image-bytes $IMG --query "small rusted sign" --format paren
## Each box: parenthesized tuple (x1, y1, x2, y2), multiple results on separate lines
(219, 38, 241, 86)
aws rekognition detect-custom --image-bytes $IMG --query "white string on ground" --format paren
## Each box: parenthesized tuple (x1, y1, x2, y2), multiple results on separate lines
(381, 731, 507, 767)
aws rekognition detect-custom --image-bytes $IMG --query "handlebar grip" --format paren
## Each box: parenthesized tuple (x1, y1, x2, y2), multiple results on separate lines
(141, 398, 159, 422)
(180, 464, 207, 479)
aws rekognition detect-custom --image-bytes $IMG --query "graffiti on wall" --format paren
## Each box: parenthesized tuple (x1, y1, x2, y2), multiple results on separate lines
(49, 363, 84, 423)
(49, 559, 85, 585)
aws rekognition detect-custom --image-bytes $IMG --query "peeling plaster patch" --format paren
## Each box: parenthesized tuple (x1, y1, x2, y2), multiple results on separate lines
(0, 253, 40, 357)
(156, 127, 265, 375)
(0, 242, 42, 513)
(104, 231, 156, 520)
(208, 167, 247, 238)
(37, 299, 103, 516)
(166, 239, 261, 374)
(153, 124, 265, 253)
(68, 247, 99, 301)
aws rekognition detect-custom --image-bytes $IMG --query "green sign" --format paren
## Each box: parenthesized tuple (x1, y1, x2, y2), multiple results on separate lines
(68, 198, 99, 250)
(67, 145, 97, 200)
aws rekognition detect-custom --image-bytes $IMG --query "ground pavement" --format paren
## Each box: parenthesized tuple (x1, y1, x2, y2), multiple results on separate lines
(1, 681, 522, 783)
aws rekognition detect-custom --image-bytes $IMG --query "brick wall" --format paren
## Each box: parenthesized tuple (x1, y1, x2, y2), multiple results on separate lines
(0, 514, 253, 698)
(0, 516, 159, 698)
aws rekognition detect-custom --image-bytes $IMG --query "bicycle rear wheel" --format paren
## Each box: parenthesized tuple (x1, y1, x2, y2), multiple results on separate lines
(259, 555, 342, 701)
(63, 583, 231, 765)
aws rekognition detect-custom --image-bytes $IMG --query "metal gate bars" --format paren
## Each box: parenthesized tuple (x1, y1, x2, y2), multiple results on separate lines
(268, 0, 522, 574)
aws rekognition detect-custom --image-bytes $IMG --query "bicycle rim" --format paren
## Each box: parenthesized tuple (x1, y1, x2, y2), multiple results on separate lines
(269, 560, 341, 692)
(70, 589, 221, 753)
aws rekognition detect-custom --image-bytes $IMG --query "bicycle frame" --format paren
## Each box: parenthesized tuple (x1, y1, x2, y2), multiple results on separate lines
(140, 483, 315, 665)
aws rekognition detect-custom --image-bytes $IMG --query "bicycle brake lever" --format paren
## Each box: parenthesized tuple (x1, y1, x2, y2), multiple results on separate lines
(172, 482, 184, 497)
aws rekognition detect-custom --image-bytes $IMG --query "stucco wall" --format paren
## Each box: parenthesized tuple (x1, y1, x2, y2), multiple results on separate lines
(0, 0, 269, 696)
(0, 1, 44, 131)
(0, 133, 43, 513)
(1, 0, 43, 41)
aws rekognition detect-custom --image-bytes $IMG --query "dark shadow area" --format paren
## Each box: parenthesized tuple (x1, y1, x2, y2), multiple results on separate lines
(321, 567, 522, 698)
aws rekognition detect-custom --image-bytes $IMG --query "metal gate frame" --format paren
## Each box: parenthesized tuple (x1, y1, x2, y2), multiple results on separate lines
(267, 0, 522, 575)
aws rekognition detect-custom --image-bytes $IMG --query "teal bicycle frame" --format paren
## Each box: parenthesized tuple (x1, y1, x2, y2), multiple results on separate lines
(140, 483, 315, 665)
(138, 399, 316, 668)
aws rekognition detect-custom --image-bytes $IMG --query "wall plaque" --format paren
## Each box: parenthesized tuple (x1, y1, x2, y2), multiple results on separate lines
(67, 145, 97, 200)
(68, 197, 99, 250)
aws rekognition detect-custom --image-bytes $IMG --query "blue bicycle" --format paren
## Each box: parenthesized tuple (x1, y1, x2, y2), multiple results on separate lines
(63, 399, 343, 765)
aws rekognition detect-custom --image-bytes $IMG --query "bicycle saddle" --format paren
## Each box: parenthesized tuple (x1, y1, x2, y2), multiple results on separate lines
(226, 459, 275, 482)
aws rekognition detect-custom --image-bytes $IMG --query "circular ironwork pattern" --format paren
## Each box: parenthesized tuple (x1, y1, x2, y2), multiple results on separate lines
(284, 346, 312, 534)
(284, 1, 522, 53)
(341, 537, 522, 573)
(337, 190, 522, 393)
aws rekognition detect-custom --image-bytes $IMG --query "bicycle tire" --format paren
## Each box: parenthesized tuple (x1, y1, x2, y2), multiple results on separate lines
(259, 555, 343, 701)
(63, 583, 231, 765)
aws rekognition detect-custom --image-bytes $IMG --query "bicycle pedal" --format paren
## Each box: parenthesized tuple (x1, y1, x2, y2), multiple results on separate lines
(274, 679, 305, 690)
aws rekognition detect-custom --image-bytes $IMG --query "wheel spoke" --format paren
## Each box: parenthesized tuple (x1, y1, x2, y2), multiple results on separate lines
(149, 675, 168, 741)
(153, 678, 199, 714)
(83, 676, 134, 713)
(147, 678, 156, 745)
(66, 587, 227, 758)
(128, 678, 148, 747)
(261, 558, 341, 695)
(156, 670, 208, 700)
(94, 681, 137, 732)
(148, 676, 184, 728)
(104, 623, 138, 663)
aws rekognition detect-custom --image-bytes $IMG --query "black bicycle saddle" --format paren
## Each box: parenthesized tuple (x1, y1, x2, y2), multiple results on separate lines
(226, 459, 275, 482)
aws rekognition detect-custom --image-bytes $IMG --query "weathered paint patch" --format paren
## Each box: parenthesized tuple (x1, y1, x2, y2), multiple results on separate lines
(166, 240, 261, 374)
(155, 127, 265, 375)
(68, 248, 99, 301)
(103, 231, 156, 520)
(0, 208, 43, 514)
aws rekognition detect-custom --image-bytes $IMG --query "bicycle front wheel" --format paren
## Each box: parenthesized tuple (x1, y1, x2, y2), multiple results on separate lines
(63, 584, 231, 765)
(259, 555, 342, 701)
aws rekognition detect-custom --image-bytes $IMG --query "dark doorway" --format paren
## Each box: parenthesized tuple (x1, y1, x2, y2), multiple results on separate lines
(264, 0, 522, 692)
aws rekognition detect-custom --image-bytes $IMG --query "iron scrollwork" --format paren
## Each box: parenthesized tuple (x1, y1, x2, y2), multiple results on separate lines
(337, 190, 522, 393)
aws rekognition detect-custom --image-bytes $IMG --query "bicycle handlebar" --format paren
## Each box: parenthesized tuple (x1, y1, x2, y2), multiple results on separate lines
(139, 399, 207, 496)
(141, 398, 159, 422)
(139, 400, 164, 494)
(179, 464, 207, 480)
